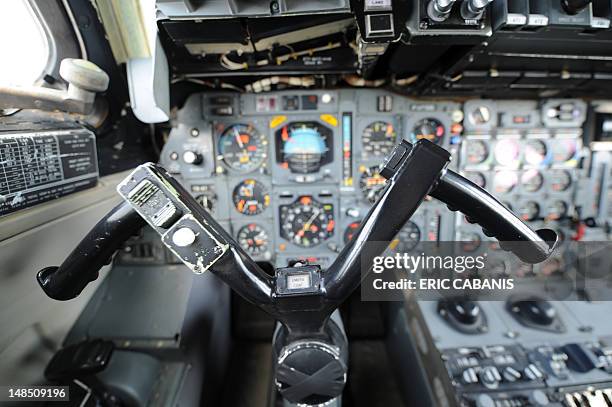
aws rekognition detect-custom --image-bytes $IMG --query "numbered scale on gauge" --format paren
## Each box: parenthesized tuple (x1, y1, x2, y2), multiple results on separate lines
(218, 124, 267, 172)
(237, 223, 270, 257)
(232, 179, 270, 215)
(362, 121, 397, 157)
(410, 118, 445, 144)
(359, 165, 388, 204)
(280, 196, 335, 247)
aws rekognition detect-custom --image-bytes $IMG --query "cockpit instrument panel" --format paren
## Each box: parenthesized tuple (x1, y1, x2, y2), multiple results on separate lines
(158, 91, 589, 268)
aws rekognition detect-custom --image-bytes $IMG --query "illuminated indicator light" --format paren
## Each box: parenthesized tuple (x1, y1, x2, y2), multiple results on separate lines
(389, 239, 400, 250)
(436, 126, 444, 137)
(281, 162, 289, 169)
(320, 114, 338, 127)
(300, 196, 312, 205)
(281, 126, 289, 141)
(359, 165, 367, 173)
(247, 145, 257, 152)
(237, 200, 245, 212)
(279, 243, 286, 251)
(240, 135, 250, 143)
(327, 220, 335, 232)
(451, 123, 463, 134)
(270, 115, 287, 128)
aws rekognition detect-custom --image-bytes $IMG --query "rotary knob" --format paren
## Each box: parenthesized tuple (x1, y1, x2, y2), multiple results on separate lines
(461, 0, 493, 20)
(183, 150, 203, 165)
(427, 0, 457, 22)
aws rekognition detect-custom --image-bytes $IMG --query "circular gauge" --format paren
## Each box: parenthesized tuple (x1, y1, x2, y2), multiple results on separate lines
(232, 179, 270, 216)
(493, 171, 518, 194)
(218, 124, 266, 172)
(410, 118, 445, 145)
(359, 166, 387, 204)
(519, 201, 540, 221)
(547, 200, 568, 220)
(465, 140, 489, 164)
(394, 221, 421, 252)
(469, 105, 492, 126)
(277, 122, 331, 174)
(550, 170, 572, 192)
(343, 221, 361, 244)
(362, 121, 397, 157)
(280, 196, 335, 247)
(459, 232, 481, 252)
(464, 171, 486, 188)
(521, 170, 544, 192)
(195, 191, 217, 212)
(494, 139, 520, 167)
(524, 140, 548, 165)
(237, 223, 270, 256)
(551, 139, 577, 163)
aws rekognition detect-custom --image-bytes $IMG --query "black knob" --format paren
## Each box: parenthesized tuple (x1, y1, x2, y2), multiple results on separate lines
(561, 0, 591, 15)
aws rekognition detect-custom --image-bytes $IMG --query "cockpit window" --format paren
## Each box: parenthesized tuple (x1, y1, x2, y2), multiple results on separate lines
(0, 0, 50, 86)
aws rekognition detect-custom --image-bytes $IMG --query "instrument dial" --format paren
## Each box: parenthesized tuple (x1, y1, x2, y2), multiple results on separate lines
(494, 139, 520, 167)
(519, 201, 540, 221)
(232, 179, 270, 216)
(343, 221, 361, 244)
(465, 140, 489, 164)
(195, 191, 217, 212)
(359, 166, 388, 204)
(410, 118, 445, 145)
(551, 139, 577, 163)
(493, 171, 518, 194)
(280, 196, 335, 247)
(524, 140, 548, 165)
(237, 223, 270, 256)
(393, 221, 421, 252)
(547, 200, 568, 221)
(468, 106, 492, 126)
(550, 170, 572, 192)
(276, 122, 332, 174)
(218, 124, 266, 172)
(362, 121, 397, 157)
(521, 170, 544, 193)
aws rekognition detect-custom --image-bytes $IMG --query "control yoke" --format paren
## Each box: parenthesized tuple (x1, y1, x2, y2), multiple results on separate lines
(37, 140, 558, 329)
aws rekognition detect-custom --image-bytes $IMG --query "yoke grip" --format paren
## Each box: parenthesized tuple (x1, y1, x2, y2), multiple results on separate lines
(36, 201, 146, 301)
(430, 170, 558, 264)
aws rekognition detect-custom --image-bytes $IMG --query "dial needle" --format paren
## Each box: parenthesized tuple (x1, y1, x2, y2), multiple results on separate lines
(302, 208, 320, 232)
